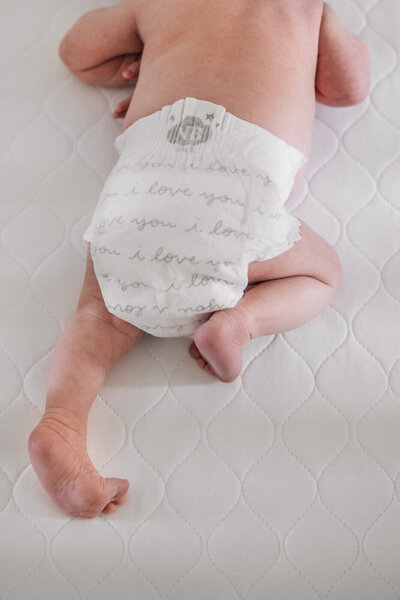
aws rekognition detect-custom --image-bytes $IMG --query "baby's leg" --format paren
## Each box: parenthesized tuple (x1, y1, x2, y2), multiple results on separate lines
(189, 219, 341, 382)
(28, 245, 144, 518)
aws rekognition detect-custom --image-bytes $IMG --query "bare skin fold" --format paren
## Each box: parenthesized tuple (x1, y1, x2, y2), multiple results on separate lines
(28, 0, 370, 519)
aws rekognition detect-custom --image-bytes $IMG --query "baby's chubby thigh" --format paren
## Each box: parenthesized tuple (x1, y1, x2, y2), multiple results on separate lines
(246, 218, 342, 289)
(286, 161, 308, 201)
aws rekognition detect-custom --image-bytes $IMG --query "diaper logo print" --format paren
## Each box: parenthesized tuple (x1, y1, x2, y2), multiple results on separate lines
(167, 115, 211, 146)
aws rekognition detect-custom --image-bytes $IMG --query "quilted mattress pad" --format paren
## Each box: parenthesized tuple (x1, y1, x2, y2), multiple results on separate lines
(0, 0, 399, 598)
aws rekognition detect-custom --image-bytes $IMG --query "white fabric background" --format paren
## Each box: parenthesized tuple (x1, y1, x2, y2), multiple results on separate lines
(0, 0, 399, 598)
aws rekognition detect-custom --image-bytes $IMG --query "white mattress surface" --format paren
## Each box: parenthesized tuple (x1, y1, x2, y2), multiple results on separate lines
(1, 0, 400, 598)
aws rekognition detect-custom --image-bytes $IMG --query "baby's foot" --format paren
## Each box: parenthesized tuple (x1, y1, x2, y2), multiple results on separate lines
(28, 414, 129, 519)
(188, 305, 251, 382)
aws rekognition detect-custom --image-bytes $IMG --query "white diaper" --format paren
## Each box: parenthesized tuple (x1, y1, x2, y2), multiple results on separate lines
(83, 96, 307, 337)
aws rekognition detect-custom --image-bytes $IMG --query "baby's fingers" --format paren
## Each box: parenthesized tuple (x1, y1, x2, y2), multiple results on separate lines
(113, 95, 133, 119)
(122, 59, 141, 81)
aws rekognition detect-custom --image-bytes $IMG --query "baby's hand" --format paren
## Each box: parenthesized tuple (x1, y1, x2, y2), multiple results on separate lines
(121, 55, 141, 82)
(112, 56, 141, 118)
(113, 94, 133, 119)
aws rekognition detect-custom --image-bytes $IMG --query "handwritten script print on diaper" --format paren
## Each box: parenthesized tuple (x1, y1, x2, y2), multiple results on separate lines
(167, 115, 212, 146)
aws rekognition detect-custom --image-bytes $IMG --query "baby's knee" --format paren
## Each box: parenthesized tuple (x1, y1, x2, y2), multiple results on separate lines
(322, 244, 342, 290)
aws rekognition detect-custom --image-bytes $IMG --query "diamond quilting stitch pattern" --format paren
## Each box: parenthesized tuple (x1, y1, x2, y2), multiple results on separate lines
(1, 0, 400, 599)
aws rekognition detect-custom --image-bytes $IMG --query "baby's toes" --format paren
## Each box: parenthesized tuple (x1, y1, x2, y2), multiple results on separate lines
(188, 341, 201, 360)
(101, 477, 129, 509)
(188, 341, 215, 375)
(102, 503, 117, 515)
(101, 483, 129, 515)
(188, 341, 206, 367)
(73, 476, 129, 519)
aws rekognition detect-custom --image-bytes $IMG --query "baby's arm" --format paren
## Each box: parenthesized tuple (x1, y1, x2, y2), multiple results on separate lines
(59, 1, 143, 87)
(315, 2, 370, 107)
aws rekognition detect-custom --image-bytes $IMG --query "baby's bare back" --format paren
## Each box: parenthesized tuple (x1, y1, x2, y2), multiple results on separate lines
(124, 0, 323, 156)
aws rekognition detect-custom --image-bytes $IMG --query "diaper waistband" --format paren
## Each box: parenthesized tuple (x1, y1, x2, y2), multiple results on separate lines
(114, 96, 308, 200)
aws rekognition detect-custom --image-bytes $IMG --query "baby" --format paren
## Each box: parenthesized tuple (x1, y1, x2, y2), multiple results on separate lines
(28, 0, 370, 519)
